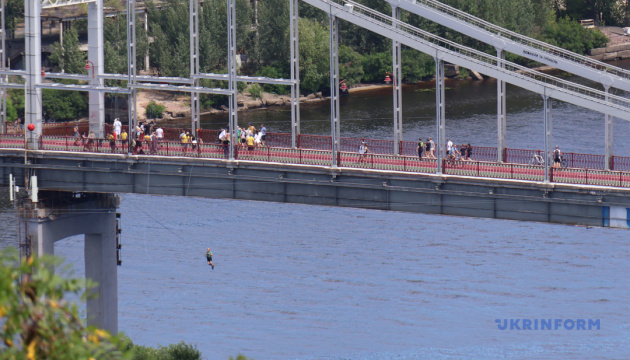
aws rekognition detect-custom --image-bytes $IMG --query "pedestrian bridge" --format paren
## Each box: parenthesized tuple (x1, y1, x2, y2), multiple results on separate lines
(2, 130, 630, 231)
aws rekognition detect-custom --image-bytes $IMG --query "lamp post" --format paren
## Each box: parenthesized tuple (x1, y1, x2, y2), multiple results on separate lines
(84, 60, 95, 78)
(385, 72, 395, 88)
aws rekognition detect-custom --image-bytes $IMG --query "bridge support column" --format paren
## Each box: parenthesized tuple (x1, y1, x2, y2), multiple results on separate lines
(604, 86, 613, 170)
(435, 57, 446, 174)
(391, 5, 403, 155)
(1, 0, 6, 134)
(228, 0, 238, 160)
(25, 0, 42, 149)
(25, 192, 120, 334)
(88, 0, 105, 138)
(329, 14, 340, 167)
(127, 0, 138, 154)
(190, 0, 200, 134)
(497, 49, 507, 162)
(543, 92, 552, 183)
(290, 0, 300, 148)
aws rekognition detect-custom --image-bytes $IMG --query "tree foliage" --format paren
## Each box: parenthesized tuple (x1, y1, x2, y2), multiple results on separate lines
(42, 86, 88, 122)
(145, 100, 167, 119)
(49, 27, 86, 74)
(0, 247, 132, 360)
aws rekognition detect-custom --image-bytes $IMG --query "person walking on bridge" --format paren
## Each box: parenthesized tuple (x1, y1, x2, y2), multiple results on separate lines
(206, 248, 214, 269)
(417, 138, 425, 159)
(113, 118, 122, 141)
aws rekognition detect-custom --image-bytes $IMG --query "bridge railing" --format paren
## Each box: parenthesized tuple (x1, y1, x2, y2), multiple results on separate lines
(33, 134, 630, 189)
(551, 167, 630, 187)
(0, 133, 25, 148)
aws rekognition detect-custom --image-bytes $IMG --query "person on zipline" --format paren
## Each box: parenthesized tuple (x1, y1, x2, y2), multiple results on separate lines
(206, 248, 214, 269)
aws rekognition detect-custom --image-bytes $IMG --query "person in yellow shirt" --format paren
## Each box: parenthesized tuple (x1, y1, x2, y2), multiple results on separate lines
(121, 130, 128, 151)
(181, 131, 189, 153)
(246, 132, 255, 151)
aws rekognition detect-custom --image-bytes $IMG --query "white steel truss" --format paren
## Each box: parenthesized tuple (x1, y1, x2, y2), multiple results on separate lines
(304, 0, 630, 121)
(40, 0, 95, 9)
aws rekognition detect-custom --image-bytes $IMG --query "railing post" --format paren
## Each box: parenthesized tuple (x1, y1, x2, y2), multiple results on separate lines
(370, 153, 374, 168)
(549, 167, 553, 183)
(620, 171, 623, 187)
(611, 156, 615, 171)
(166, 141, 169, 156)
(269, 146, 272, 162)
(66, 136, 69, 151)
(403, 156, 406, 172)
(337, 150, 341, 167)
(297, 133, 301, 148)
(510, 163, 513, 179)
(585, 169, 588, 185)
(298, 148, 301, 164)
(477, 160, 480, 177)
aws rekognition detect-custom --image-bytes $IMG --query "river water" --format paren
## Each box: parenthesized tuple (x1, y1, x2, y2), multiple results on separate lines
(2, 61, 630, 360)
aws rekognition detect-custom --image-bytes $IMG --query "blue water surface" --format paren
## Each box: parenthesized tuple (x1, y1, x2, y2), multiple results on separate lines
(49, 194, 630, 360)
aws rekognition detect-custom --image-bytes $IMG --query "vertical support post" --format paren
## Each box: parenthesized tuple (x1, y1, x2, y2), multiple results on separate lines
(190, 0, 200, 134)
(543, 91, 552, 183)
(435, 57, 446, 174)
(329, 14, 340, 167)
(127, 0, 137, 154)
(0, 0, 6, 134)
(25, 0, 42, 149)
(88, 0, 105, 138)
(392, 5, 403, 155)
(604, 86, 613, 170)
(143, 11, 149, 71)
(289, 0, 300, 148)
(59, 20, 63, 45)
(497, 49, 507, 162)
(227, 0, 238, 160)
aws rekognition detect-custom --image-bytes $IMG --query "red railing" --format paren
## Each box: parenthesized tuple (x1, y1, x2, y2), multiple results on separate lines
(0, 133, 25, 148)
(24, 131, 630, 189)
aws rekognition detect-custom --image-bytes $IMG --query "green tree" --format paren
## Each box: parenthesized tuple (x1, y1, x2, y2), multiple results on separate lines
(545, 16, 608, 54)
(104, 14, 149, 76)
(298, 17, 329, 94)
(145, 100, 166, 119)
(49, 27, 86, 74)
(256, 66, 290, 95)
(339, 45, 364, 86)
(0, 247, 132, 360)
(361, 51, 391, 84)
(42, 86, 88, 122)
(255, 0, 289, 69)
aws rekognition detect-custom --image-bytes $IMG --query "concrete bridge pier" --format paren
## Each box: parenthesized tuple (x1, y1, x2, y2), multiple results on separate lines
(25, 192, 120, 334)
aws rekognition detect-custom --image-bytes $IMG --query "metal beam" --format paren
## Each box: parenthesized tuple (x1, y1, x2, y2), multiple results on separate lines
(396, 0, 630, 93)
(290, 0, 300, 148)
(128, 83, 231, 95)
(36, 83, 129, 93)
(88, 0, 105, 137)
(40, 0, 95, 9)
(302, 0, 630, 121)
(25, 0, 42, 149)
(543, 92, 552, 183)
(497, 49, 506, 162)
(190, 0, 200, 134)
(391, 4, 403, 155)
(329, 15, 340, 167)
(227, 0, 238, 160)
(605, 87, 613, 170)
(435, 57, 445, 174)
(0, 0, 6, 133)
(127, 0, 137, 154)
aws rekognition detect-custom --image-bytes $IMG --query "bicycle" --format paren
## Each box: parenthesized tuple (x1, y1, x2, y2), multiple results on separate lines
(529, 154, 545, 166)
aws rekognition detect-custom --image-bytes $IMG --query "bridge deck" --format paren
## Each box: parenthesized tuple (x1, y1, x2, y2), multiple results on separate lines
(2, 130, 630, 189)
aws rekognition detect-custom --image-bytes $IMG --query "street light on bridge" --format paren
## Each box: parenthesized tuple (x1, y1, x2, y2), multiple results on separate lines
(84, 60, 95, 78)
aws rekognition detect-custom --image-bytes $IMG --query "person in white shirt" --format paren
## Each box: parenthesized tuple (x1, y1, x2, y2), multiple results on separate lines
(113, 118, 122, 140)
(446, 139, 453, 157)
